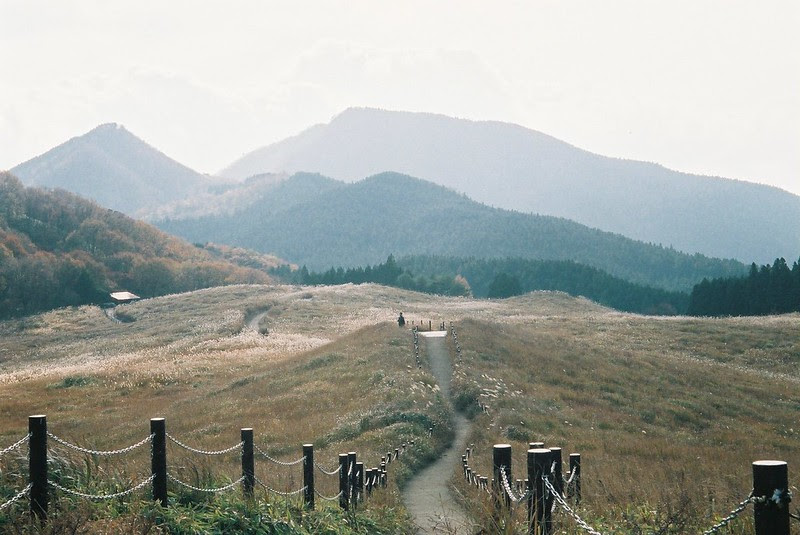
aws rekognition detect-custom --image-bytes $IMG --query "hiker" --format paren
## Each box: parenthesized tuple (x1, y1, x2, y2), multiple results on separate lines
(397, 312, 405, 327)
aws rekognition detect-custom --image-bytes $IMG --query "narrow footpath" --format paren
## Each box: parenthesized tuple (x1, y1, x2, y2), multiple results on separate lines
(402, 332, 473, 534)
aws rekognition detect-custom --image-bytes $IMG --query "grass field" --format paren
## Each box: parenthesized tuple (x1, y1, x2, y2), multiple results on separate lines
(1, 283, 799, 533)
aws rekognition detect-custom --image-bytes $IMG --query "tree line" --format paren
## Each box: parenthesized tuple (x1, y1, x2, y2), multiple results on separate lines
(687, 257, 800, 316)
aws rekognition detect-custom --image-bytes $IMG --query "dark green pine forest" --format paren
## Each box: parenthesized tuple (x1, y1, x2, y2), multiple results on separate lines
(688, 258, 800, 316)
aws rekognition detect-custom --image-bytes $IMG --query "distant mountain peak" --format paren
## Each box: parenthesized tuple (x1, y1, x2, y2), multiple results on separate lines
(11, 124, 213, 217)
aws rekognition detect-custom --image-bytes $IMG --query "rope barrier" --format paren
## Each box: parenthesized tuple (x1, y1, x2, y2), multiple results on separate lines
(0, 434, 30, 458)
(47, 432, 153, 456)
(50, 475, 155, 500)
(0, 484, 31, 511)
(253, 444, 305, 466)
(166, 433, 243, 456)
(168, 473, 245, 493)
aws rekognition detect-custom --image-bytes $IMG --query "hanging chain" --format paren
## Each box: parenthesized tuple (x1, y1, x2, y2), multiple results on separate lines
(253, 475, 306, 496)
(314, 460, 341, 476)
(253, 444, 305, 466)
(166, 433, 242, 456)
(702, 491, 757, 535)
(0, 434, 30, 458)
(167, 473, 244, 493)
(0, 484, 32, 511)
(50, 475, 155, 500)
(544, 475, 604, 535)
(47, 432, 153, 456)
(315, 489, 344, 501)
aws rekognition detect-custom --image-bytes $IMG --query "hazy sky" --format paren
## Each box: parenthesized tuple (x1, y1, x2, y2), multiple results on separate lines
(1, 1, 798, 195)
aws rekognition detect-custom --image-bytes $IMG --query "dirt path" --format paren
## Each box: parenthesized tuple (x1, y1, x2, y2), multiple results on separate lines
(402, 332, 473, 534)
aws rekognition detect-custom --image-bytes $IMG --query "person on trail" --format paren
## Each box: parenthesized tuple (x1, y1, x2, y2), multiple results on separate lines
(398, 312, 405, 327)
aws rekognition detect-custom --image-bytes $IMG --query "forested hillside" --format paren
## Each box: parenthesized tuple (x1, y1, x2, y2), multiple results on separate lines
(157, 172, 746, 292)
(397, 255, 689, 314)
(221, 107, 800, 264)
(0, 173, 271, 318)
(688, 257, 800, 316)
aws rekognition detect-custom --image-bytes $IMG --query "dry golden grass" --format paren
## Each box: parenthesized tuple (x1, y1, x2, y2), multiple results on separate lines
(1, 284, 798, 533)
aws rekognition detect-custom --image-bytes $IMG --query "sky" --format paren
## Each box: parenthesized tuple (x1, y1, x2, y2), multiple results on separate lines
(1, 1, 798, 195)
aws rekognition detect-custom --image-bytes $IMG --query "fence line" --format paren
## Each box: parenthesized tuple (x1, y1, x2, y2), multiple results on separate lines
(0, 413, 417, 523)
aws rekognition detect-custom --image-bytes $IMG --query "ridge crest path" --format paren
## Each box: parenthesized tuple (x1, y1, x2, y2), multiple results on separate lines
(402, 330, 473, 534)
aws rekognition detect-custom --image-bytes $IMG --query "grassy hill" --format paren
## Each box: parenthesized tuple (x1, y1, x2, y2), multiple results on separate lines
(0, 172, 275, 318)
(0, 284, 797, 532)
(221, 107, 800, 264)
(156, 172, 746, 292)
(10, 123, 215, 217)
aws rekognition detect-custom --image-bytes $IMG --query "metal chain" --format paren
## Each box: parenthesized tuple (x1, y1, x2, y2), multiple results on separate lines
(702, 491, 756, 535)
(315, 489, 344, 501)
(253, 444, 305, 466)
(0, 434, 30, 458)
(0, 484, 32, 511)
(499, 465, 530, 504)
(166, 433, 243, 456)
(50, 475, 155, 500)
(314, 460, 341, 476)
(253, 475, 306, 496)
(544, 475, 604, 535)
(47, 432, 153, 456)
(168, 473, 244, 493)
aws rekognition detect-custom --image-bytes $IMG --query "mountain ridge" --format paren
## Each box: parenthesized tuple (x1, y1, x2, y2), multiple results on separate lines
(221, 107, 800, 264)
(155, 171, 747, 292)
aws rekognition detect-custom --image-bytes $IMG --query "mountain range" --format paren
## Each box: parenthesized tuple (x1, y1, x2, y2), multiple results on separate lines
(11, 123, 215, 217)
(221, 108, 800, 264)
(155, 172, 746, 292)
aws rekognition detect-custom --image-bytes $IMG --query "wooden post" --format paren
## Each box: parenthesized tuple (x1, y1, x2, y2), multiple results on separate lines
(151, 418, 167, 507)
(429, 320, 432, 331)
(394, 447, 400, 460)
(303, 444, 314, 509)
(365, 468, 373, 495)
(348, 451, 357, 507)
(241, 428, 254, 499)
(753, 460, 790, 535)
(338, 453, 349, 510)
(356, 462, 364, 503)
(493, 444, 512, 509)
(550, 447, 563, 496)
(529, 442, 544, 449)
(529, 448, 551, 535)
(569, 453, 581, 504)
(28, 415, 47, 522)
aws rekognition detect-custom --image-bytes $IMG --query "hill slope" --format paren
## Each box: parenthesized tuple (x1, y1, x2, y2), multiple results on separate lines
(0, 172, 271, 318)
(156, 172, 746, 292)
(221, 107, 800, 264)
(10, 123, 214, 217)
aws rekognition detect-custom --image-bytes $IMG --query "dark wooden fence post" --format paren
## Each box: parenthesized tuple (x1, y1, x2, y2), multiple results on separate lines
(28, 415, 47, 522)
(753, 460, 790, 535)
(338, 453, 349, 510)
(303, 444, 314, 509)
(150, 418, 167, 507)
(529, 448, 551, 535)
(241, 428, 254, 499)
(347, 452, 357, 507)
(550, 447, 563, 496)
(493, 444, 512, 509)
(569, 453, 581, 504)
(365, 468, 373, 495)
(356, 461, 364, 504)
(529, 442, 544, 449)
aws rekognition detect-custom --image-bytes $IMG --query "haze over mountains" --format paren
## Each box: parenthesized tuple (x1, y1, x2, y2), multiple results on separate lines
(222, 108, 800, 264)
(156, 172, 746, 292)
(11, 123, 214, 217)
